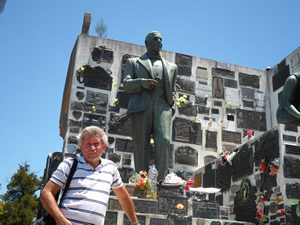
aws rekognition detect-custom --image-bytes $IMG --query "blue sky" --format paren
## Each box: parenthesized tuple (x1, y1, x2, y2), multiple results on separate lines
(0, 0, 300, 195)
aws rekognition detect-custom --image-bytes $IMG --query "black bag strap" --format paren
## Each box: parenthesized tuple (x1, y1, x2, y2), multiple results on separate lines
(58, 158, 77, 207)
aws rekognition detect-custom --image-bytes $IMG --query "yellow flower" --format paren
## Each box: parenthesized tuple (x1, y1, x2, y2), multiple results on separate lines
(176, 203, 184, 210)
(112, 82, 117, 88)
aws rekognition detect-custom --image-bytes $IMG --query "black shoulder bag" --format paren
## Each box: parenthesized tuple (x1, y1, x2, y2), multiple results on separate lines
(33, 158, 78, 225)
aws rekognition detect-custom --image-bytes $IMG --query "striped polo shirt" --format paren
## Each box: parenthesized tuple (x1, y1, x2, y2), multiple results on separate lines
(50, 156, 123, 225)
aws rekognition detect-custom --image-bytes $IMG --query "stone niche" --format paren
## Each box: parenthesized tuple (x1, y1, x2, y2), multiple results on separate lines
(238, 72, 260, 89)
(176, 77, 195, 93)
(172, 117, 202, 145)
(115, 138, 133, 152)
(91, 46, 114, 63)
(108, 113, 132, 136)
(254, 129, 279, 165)
(175, 53, 192, 76)
(286, 144, 300, 155)
(205, 130, 217, 150)
(231, 144, 253, 182)
(178, 102, 197, 116)
(175, 146, 198, 166)
(193, 201, 219, 219)
(76, 65, 112, 90)
(82, 113, 106, 130)
(272, 59, 290, 92)
(85, 90, 108, 114)
(286, 183, 300, 199)
(284, 156, 300, 179)
(236, 109, 266, 131)
(212, 77, 224, 99)
(224, 78, 238, 88)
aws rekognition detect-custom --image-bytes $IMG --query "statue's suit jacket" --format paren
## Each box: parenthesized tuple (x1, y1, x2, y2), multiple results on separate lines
(123, 53, 177, 114)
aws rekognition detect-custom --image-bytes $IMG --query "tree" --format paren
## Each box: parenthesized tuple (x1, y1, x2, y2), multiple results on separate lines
(1, 163, 42, 225)
(95, 18, 107, 38)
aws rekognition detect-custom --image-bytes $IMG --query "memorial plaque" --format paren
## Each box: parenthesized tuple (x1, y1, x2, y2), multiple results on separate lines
(214, 100, 222, 107)
(272, 59, 290, 92)
(150, 218, 166, 225)
(69, 119, 82, 128)
(71, 101, 85, 111)
(72, 110, 82, 120)
(222, 130, 242, 144)
(212, 68, 235, 78)
(132, 198, 157, 214)
(104, 211, 118, 225)
(122, 153, 132, 166)
(231, 145, 253, 182)
(178, 102, 197, 116)
(193, 201, 219, 219)
(243, 100, 254, 108)
(236, 109, 266, 131)
(196, 66, 208, 78)
(196, 82, 212, 96)
(124, 214, 145, 225)
(260, 170, 277, 191)
(286, 144, 300, 155)
(241, 87, 255, 100)
(286, 183, 300, 199)
(115, 138, 133, 153)
(225, 88, 240, 106)
(284, 124, 298, 132)
(284, 156, 300, 179)
(108, 113, 132, 136)
(195, 95, 207, 105)
(211, 108, 219, 114)
(254, 129, 279, 165)
(85, 91, 108, 114)
(75, 92, 84, 101)
(116, 91, 130, 109)
(216, 164, 232, 192)
(239, 73, 260, 89)
(91, 46, 113, 63)
(175, 53, 192, 76)
(283, 134, 296, 142)
(224, 78, 238, 88)
(82, 113, 106, 129)
(68, 136, 78, 145)
(167, 214, 192, 225)
(198, 106, 210, 115)
(223, 144, 236, 152)
(108, 153, 121, 163)
(118, 167, 135, 183)
(216, 61, 231, 71)
(205, 130, 217, 149)
(234, 179, 257, 223)
(204, 155, 217, 165)
(175, 146, 198, 166)
(158, 196, 187, 215)
(172, 118, 202, 145)
(216, 195, 223, 206)
(203, 167, 216, 188)
(212, 77, 224, 99)
(176, 77, 195, 93)
(76, 65, 112, 90)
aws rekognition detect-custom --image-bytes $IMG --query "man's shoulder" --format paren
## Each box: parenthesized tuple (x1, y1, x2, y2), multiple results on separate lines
(101, 158, 118, 168)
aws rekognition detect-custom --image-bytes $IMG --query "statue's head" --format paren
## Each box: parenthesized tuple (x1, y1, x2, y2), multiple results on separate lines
(145, 31, 162, 54)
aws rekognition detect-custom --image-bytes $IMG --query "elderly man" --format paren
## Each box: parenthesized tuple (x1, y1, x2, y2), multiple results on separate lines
(40, 126, 140, 225)
(123, 31, 177, 180)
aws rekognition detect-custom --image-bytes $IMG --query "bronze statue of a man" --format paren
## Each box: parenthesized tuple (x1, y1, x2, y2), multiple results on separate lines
(123, 31, 177, 180)
(276, 72, 300, 126)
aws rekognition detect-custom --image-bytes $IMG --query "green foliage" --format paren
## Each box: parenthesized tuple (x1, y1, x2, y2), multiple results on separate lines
(1, 163, 42, 225)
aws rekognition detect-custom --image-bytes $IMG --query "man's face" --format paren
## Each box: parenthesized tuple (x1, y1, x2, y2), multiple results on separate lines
(80, 134, 106, 166)
(147, 33, 162, 54)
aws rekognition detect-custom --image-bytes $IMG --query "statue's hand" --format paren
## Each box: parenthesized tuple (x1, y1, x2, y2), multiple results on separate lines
(141, 79, 158, 90)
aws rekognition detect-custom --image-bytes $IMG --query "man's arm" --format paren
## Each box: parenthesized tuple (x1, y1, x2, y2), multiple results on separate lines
(113, 185, 140, 225)
(40, 181, 72, 225)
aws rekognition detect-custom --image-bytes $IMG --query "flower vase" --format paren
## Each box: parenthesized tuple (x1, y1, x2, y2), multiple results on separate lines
(167, 214, 192, 225)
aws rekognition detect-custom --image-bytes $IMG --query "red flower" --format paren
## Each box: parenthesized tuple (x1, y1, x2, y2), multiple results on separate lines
(278, 209, 285, 216)
(261, 195, 267, 201)
(247, 130, 253, 137)
(184, 184, 190, 190)
(260, 162, 266, 172)
(187, 179, 194, 186)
